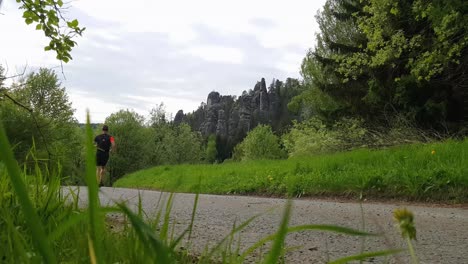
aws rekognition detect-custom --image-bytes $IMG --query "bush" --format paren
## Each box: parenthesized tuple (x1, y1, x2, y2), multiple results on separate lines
(234, 125, 284, 161)
(282, 117, 368, 157)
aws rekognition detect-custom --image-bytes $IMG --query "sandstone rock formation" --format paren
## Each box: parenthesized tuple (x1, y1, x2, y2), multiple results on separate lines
(179, 77, 301, 159)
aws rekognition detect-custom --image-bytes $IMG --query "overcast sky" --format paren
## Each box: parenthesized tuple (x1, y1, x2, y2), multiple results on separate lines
(0, 0, 325, 123)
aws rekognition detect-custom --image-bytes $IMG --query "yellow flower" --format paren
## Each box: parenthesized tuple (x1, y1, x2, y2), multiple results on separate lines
(393, 208, 417, 240)
(431, 150, 436, 155)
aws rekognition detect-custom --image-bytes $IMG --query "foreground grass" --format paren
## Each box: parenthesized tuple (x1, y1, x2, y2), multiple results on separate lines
(1, 116, 404, 263)
(115, 139, 468, 202)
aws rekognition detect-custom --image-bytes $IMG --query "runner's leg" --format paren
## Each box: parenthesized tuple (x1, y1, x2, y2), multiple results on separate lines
(100, 166, 106, 185)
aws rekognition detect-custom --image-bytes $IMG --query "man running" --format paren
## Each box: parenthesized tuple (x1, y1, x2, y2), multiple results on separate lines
(94, 125, 115, 186)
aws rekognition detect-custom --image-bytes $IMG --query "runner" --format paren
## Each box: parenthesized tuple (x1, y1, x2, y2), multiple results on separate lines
(94, 125, 115, 186)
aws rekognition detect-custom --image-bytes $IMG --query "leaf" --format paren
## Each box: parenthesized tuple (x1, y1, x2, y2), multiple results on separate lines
(36, 24, 42, 30)
(67, 19, 79, 28)
(57, 0, 63, 7)
(22, 10, 33, 19)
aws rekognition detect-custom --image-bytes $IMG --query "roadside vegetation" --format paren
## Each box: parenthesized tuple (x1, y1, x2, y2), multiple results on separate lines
(0, 118, 408, 263)
(116, 138, 468, 202)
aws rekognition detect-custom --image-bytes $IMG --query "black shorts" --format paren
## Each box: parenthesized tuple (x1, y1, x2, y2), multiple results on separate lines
(96, 151, 109, 166)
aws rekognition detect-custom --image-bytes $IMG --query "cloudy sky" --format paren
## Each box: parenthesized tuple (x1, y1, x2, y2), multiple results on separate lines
(0, 0, 325, 123)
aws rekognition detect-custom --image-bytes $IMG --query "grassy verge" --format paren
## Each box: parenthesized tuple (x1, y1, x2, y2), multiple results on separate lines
(115, 139, 468, 202)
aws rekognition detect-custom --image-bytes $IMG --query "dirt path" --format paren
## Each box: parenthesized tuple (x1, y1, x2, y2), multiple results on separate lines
(64, 187, 468, 263)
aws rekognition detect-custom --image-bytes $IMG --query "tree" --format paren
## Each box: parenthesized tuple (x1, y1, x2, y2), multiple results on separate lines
(0, 68, 80, 177)
(297, 0, 468, 131)
(104, 110, 150, 181)
(162, 124, 203, 164)
(148, 103, 167, 127)
(235, 125, 284, 161)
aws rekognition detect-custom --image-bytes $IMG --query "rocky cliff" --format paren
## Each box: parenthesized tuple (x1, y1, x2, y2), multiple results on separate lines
(177, 77, 301, 159)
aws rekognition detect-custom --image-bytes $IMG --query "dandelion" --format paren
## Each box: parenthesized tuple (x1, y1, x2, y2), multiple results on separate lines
(431, 150, 436, 155)
(394, 208, 416, 240)
(394, 208, 418, 263)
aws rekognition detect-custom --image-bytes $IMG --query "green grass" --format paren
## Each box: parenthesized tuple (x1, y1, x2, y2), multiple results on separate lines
(115, 139, 468, 202)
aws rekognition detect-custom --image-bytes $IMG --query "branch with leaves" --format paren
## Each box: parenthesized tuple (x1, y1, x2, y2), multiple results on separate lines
(17, 0, 85, 62)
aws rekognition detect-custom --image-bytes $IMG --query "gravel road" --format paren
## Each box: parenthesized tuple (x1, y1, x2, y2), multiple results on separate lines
(64, 187, 468, 263)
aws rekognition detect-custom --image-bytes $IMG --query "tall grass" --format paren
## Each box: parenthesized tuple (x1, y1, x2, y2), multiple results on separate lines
(0, 114, 409, 263)
(115, 138, 468, 202)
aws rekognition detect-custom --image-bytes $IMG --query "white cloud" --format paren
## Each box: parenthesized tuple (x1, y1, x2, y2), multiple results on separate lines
(123, 94, 201, 119)
(183, 46, 244, 64)
(68, 90, 125, 123)
(72, 0, 325, 48)
(0, 1, 58, 69)
(1, 0, 326, 123)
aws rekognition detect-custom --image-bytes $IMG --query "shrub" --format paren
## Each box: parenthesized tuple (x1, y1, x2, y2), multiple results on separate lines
(234, 125, 284, 161)
(282, 117, 368, 157)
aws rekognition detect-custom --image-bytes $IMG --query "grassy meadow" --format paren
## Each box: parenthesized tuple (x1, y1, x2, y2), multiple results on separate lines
(115, 138, 468, 202)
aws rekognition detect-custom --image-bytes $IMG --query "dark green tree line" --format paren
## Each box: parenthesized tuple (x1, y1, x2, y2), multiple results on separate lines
(296, 0, 468, 132)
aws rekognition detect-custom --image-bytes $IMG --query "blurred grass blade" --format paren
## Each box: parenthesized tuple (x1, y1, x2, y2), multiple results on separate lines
(264, 200, 292, 264)
(185, 177, 201, 251)
(240, 224, 376, 261)
(84, 111, 104, 263)
(187, 192, 199, 243)
(170, 228, 189, 250)
(288, 224, 376, 236)
(117, 202, 175, 263)
(160, 192, 174, 243)
(203, 212, 261, 261)
(49, 212, 87, 242)
(328, 249, 404, 264)
(0, 120, 56, 263)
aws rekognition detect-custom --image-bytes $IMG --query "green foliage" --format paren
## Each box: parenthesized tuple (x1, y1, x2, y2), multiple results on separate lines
(297, 0, 468, 131)
(169, 124, 203, 164)
(150, 123, 203, 165)
(116, 138, 468, 202)
(0, 68, 81, 179)
(15, 0, 85, 62)
(104, 109, 150, 181)
(205, 135, 217, 163)
(282, 117, 368, 156)
(0, 112, 56, 263)
(234, 125, 284, 161)
(102, 107, 203, 181)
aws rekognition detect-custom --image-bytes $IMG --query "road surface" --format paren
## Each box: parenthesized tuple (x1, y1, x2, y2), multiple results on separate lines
(64, 187, 468, 263)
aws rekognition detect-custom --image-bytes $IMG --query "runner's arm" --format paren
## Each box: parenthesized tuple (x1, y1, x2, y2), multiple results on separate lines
(110, 136, 116, 153)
